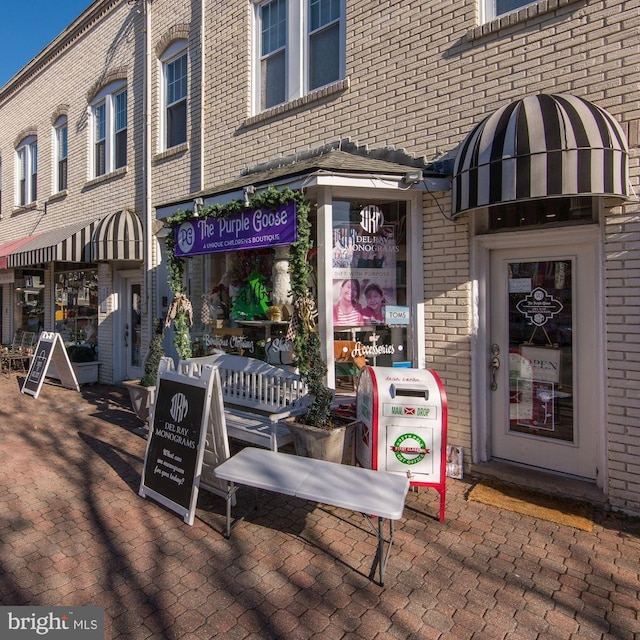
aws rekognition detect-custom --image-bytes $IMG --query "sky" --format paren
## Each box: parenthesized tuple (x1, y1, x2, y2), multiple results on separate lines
(0, 1, 94, 88)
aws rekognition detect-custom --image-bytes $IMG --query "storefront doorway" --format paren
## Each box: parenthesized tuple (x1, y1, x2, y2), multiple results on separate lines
(115, 270, 143, 381)
(486, 233, 601, 480)
(125, 279, 143, 380)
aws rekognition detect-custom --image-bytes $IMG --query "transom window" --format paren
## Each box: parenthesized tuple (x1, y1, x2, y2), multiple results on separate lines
(253, 0, 344, 113)
(162, 42, 188, 150)
(481, 0, 537, 23)
(54, 116, 68, 192)
(16, 136, 37, 206)
(90, 82, 127, 178)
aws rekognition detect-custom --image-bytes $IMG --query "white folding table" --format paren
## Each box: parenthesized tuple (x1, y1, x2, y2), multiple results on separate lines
(212, 447, 410, 585)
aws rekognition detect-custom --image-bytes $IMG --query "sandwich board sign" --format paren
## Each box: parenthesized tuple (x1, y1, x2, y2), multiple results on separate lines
(139, 357, 228, 525)
(22, 332, 79, 398)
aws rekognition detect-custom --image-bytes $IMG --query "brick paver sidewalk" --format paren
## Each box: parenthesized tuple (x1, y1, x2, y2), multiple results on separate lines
(0, 373, 638, 639)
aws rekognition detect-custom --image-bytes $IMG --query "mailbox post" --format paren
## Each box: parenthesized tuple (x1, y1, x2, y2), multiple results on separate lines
(356, 365, 448, 521)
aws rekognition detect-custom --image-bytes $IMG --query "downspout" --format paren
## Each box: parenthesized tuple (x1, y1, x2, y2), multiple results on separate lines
(143, 0, 153, 341)
(199, 0, 205, 191)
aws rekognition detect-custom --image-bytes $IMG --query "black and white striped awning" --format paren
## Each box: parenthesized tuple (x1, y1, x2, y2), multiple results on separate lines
(91, 209, 143, 261)
(8, 219, 99, 267)
(452, 94, 629, 216)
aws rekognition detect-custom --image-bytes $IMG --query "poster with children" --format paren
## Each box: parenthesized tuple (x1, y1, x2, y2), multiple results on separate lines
(332, 224, 397, 327)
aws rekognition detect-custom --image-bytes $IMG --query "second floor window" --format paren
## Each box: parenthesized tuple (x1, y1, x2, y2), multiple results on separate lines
(163, 44, 188, 149)
(16, 137, 37, 206)
(254, 0, 344, 113)
(481, 0, 537, 22)
(55, 117, 68, 192)
(91, 83, 127, 178)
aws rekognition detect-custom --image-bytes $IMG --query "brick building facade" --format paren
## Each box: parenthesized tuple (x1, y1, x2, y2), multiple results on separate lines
(0, 0, 638, 514)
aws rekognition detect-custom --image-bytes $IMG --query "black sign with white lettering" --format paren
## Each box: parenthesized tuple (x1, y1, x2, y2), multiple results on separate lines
(143, 378, 207, 511)
(22, 338, 54, 397)
(22, 332, 79, 398)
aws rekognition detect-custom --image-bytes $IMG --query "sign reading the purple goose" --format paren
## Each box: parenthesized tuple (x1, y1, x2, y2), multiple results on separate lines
(174, 201, 298, 257)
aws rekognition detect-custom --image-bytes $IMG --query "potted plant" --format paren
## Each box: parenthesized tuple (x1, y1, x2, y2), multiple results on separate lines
(280, 196, 356, 463)
(124, 319, 166, 426)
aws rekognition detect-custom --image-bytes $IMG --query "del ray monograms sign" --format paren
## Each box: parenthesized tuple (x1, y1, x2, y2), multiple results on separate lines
(139, 358, 220, 525)
(174, 201, 297, 257)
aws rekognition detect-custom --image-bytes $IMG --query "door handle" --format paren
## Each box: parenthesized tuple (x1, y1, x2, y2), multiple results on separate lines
(490, 356, 500, 391)
(124, 323, 129, 348)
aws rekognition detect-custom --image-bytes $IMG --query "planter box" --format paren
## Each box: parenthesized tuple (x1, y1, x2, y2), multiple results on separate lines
(71, 361, 100, 385)
(48, 360, 100, 385)
(123, 380, 156, 425)
(284, 418, 359, 464)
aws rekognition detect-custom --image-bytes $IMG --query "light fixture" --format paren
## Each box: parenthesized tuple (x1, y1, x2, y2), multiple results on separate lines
(243, 185, 256, 207)
(402, 169, 423, 185)
(193, 197, 203, 217)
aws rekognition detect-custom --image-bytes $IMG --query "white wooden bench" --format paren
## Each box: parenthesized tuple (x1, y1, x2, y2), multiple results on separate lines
(212, 447, 410, 585)
(182, 354, 310, 451)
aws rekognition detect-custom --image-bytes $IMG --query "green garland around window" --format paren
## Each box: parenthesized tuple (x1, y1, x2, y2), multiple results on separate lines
(165, 186, 332, 427)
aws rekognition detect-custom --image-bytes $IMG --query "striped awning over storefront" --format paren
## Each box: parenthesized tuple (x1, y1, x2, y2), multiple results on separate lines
(91, 209, 143, 261)
(8, 220, 99, 268)
(0, 234, 43, 270)
(452, 94, 629, 216)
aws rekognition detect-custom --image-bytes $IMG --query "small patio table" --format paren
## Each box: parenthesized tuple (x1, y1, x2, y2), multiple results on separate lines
(213, 447, 410, 585)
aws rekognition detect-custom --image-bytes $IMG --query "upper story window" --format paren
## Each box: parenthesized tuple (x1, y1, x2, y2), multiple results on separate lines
(16, 136, 37, 206)
(253, 0, 345, 113)
(481, 0, 537, 23)
(90, 82, 127, 178)
(54, 116, 68, 192)
(162, 42, 188, 150)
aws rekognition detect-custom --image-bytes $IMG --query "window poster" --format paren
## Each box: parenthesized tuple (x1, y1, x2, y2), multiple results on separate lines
(332, 224, 398, 327)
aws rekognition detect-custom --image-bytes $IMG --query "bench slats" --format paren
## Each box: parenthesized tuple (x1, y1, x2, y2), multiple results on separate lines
(183, 354, 310, 451)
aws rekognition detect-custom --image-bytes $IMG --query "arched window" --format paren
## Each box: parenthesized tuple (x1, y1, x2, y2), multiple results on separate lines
(16, 135, 37, 206)
(54, 115, 68, 192)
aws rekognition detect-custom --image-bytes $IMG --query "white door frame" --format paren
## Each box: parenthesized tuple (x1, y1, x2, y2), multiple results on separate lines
(471, 224, 607, 488)
(114, 269, 143, 382)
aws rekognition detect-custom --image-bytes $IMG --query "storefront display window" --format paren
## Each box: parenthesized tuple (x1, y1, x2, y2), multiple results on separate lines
(17, 269, 45, 333)
(55, 267, 99, 357)
(174, 193, 411, 389)
(331, 198, 410, 387)
(188, 249, 286, 361)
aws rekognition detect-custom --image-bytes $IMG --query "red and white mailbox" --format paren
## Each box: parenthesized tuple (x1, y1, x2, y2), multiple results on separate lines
(356, 365, 448, 521)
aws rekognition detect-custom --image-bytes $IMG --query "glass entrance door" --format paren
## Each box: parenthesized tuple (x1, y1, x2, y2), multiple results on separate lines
(125, 280, 143, 380)
(489, 242, 599, 479)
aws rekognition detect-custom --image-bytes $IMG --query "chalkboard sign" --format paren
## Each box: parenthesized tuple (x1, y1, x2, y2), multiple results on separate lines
(22, 332, 79, 398)
(139, 358, 221, 525)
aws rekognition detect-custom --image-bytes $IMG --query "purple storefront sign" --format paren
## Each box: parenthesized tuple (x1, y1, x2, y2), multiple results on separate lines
(174, 201, 297, 257)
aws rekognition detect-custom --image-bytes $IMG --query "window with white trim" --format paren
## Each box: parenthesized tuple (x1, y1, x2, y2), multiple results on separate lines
(90, 82, 127, 178)
(16, 136, 37, 206)
(481, 0, 537, 23)
(54, 116, 68, 192)
(253, 0, 345, 113)
(162, 42, 188, 150)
